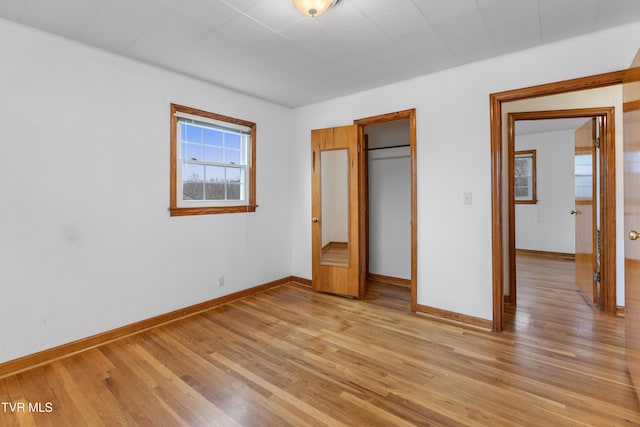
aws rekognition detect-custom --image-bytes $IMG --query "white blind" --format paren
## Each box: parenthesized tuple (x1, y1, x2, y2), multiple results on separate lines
(174, 111, 251, 135)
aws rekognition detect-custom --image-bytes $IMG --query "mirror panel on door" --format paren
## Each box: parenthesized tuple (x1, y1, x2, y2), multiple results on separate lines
(320, 149, 349, 267)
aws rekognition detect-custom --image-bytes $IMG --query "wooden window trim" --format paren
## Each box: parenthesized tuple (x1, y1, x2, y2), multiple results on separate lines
(514, 149, 537, 204)
(169, 103, 257, 216)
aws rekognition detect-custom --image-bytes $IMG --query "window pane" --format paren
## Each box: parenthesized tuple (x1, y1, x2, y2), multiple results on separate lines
(575, 176, 592, 187)
(575, 154, 591, 164)
(205, 166, 225, 200)
(225, 148, 241, 164)
(204, 145, 223, 163)
(576, 188, 592, 198)
(184, 143, 202, 161)
(184, 124, 203, 144)
(575, 154, 592, 175)
(514, 158, 530, 177)
(183, 162, 204, 181)
(575, 176, 592, 198)
(225, 133, 241, 149)
(182, 163, 204, 200)
(575, 165, 592, 175)
(204, 128, 223, 146)
(226, 167, 242, 200)
(575, 154, 592, 198)
(515, 187, 529, 198)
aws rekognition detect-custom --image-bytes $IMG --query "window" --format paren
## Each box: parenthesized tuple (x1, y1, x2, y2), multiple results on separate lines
(514, 150, 536, 204)
(170, 104, 256, 216)
(574, 152, 593, 199)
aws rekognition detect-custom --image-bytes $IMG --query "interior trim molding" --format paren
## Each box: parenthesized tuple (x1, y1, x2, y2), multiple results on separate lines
(617, 305, 625, 317)
(290, 276, 312, 287)
(416, 304, 493, 330)
(515, 249, 575, 260)
(0, 276, 292, 380)
(367, 273, 411, 287)
(490, 69, 626, 332)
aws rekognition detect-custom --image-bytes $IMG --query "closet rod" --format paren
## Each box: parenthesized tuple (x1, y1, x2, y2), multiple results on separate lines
(366, 144, 410, 151)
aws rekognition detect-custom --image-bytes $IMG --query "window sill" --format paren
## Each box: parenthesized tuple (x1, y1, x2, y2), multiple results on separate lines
(169, 205, 257, 216)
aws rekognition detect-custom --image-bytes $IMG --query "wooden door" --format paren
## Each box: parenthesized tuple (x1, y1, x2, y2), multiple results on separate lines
(574, 118, 598, 304)
(311, 125, 362, 298)
(624, 50, 640, 397)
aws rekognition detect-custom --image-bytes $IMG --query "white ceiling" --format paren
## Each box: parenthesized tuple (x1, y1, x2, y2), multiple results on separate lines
(2, 0, 640, 107)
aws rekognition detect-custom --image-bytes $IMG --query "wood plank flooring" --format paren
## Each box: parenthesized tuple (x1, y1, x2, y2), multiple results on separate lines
(1, 255, 639, 426)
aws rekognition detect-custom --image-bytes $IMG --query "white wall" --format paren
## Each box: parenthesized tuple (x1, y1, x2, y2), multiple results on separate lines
(290, 22, 640, 320)
(368, 146, 411, 279)
(515, 130, 576, 254)
(0, 19, 293, 363)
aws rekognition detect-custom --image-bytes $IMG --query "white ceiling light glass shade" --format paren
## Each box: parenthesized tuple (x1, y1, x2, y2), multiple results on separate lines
(292, 0, 340, 17)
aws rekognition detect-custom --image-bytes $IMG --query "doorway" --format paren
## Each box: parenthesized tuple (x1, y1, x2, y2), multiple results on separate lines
(355, 110, 417, 311)
(362, 120, 412, 302)
(509, 113, 607, 309)
(489, 71, 625, 331)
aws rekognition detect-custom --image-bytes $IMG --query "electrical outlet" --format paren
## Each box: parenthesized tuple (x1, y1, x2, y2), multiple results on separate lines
(218, 275, 225, 287)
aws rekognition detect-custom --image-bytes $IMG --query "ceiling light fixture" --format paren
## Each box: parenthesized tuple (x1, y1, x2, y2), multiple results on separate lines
(292, 0, 340, 17)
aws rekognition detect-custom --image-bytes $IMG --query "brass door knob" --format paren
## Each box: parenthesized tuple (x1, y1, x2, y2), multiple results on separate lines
(570, 210, 578, 215)
(312, 217, 319, 223)
(630, 230, 640, 241)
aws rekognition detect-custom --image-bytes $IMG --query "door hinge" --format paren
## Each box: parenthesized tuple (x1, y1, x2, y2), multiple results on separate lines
(593, 271, 601, 282)
(357, 143, 361, 153)
(593, 137, 600, 149)
(358, 265, 362, 274)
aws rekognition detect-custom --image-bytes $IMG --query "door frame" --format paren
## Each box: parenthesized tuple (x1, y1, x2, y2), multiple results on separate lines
(507, 108, 614, 309)
(354, 109, 417, 311)
(490, 70, 625, 331)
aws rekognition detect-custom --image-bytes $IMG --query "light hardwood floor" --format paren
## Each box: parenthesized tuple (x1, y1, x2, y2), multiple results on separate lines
(0, 255, 639, 426)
